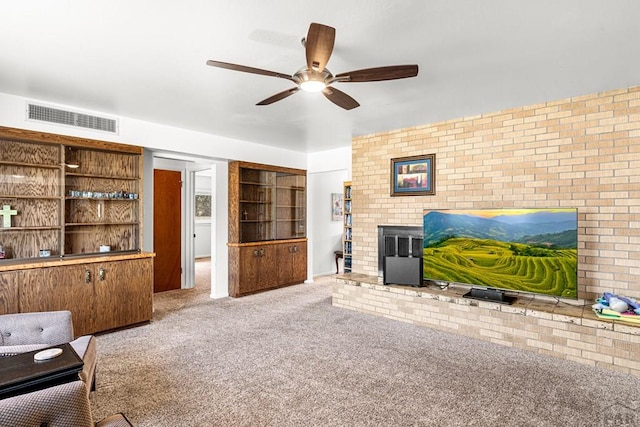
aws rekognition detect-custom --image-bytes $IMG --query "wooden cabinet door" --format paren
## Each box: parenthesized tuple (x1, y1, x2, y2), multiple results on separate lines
(235, 244, 277, 296)
(119, 258, 153, 325)
(0, 271, 19, 315)
(19, 266, 95, 338)
(237, 245, 260, 294)
(94, 262, 121, 333)
(276, 241, 307, 285)
(94, 258, 153, 332)
(291, 241, 307, 284)
(276, 243, 294, 285)
(258, 245, 277, 290)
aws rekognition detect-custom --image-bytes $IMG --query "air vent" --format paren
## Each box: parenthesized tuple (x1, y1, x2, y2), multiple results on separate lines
(27, 103, 118, 134)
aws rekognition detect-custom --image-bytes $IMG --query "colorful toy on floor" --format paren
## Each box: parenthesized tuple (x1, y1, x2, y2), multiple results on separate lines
(592, 292, 640, 324)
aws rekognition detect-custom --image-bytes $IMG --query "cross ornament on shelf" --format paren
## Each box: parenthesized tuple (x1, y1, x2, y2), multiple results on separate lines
(0, 205, 18, 228)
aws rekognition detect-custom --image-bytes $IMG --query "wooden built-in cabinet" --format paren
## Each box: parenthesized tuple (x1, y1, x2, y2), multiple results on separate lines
(228, 161, 307, 297)
(0, 126, 153, 335)
(1, 254, 153, 337)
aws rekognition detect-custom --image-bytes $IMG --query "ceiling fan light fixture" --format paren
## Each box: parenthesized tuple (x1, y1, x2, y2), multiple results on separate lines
(299, 79, 326, 92)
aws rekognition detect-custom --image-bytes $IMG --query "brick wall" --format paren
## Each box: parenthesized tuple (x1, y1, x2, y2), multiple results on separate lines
(351, 86, 640, 301)
(333, 278, 640, 377)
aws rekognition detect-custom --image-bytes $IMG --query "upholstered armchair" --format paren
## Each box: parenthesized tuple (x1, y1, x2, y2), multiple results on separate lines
(0, 310, 97, 394)
(0, 311, 132, 426)
(0, 380, 132, 427)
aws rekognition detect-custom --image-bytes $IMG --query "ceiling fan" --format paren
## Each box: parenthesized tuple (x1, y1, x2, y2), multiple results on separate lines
(206, 22, 418, 110)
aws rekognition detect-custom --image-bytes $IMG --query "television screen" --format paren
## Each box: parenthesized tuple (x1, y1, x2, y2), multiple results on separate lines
(422, 208, 578, 299)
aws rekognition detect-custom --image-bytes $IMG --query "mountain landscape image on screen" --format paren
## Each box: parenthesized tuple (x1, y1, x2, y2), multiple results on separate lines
(422, 208, 578, 299)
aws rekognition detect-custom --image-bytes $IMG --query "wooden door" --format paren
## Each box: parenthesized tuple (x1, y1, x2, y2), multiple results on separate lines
(153, 169, 182, 292)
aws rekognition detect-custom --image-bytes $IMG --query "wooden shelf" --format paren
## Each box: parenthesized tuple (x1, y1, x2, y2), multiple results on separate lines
(0, 160, 60, 169)
(65, 222, 139, 227)
(65, 172, 138, 180)
(65, 197, 138, 201)
(276, 186, 305, 190)
(0, 194, 61, 200)
(239, 181, 274, 186)
(0, 226, 61, 231)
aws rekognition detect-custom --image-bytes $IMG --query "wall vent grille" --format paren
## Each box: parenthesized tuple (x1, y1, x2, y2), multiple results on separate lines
(27, 103, 118, 133)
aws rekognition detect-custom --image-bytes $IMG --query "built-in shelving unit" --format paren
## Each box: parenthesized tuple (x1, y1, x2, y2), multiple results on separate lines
(0, 139, 63, 260)
(64, 146, 140, 256)
(0, 125, 153, 336)
(0, 135, 141, 261)
(343, 181, 352, 273)
(228, 161, 307, 297)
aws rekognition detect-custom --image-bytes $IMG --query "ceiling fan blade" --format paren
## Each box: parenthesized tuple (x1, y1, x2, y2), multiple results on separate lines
(335, 65, 419, 82)
(305, 23, 335, 72)
(256, 87, 300, 106)
(322, 86, 360, 110)
(206, 60, 295, 82)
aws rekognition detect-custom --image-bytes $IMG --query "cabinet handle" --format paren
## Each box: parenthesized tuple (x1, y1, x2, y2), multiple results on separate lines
(99, 267, 106, 281)
(253, 249, 259, 257)
(85, 269, 91, 283)
(260, 248, 265, 257)
(293, 245, 298, 253)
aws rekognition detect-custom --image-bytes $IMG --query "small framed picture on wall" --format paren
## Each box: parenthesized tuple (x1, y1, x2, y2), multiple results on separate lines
(390, 154, 436, 196)
(331, 193, 344, 221)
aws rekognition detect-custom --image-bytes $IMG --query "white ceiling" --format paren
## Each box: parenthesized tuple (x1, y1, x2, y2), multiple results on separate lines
(1, 1, 639, 153)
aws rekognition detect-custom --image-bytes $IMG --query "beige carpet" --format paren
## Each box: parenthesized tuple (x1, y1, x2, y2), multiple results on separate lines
(90, 264, 640, 426)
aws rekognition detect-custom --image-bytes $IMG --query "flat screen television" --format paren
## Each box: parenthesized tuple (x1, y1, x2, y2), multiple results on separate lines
(422, 208, 578, 303)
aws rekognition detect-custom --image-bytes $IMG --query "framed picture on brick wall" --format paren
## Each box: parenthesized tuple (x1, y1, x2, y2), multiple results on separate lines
(390, 154, 435, 196)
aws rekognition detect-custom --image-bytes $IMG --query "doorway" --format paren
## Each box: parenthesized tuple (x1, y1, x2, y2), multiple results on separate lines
(153, 169, 182, 292)
(193, 169, 213, 290)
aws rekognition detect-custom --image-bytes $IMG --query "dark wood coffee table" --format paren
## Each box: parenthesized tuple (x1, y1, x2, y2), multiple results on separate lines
(0, 343, 84, 399)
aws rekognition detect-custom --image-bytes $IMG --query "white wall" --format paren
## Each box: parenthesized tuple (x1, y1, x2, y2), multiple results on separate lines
(307, 147, 351, 277)
(0, 93, 307, 168)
